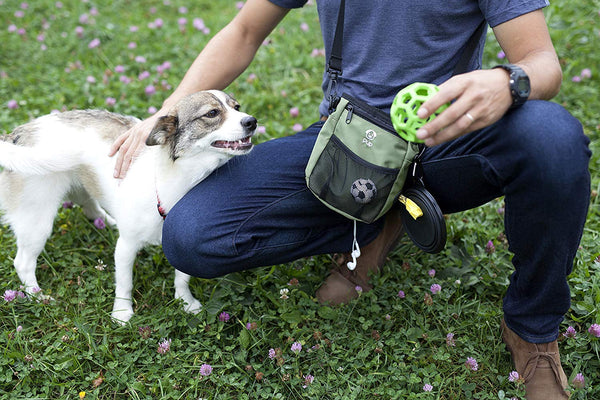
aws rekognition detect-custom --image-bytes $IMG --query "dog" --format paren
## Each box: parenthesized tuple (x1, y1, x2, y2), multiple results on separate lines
(0, 90, 257, 323)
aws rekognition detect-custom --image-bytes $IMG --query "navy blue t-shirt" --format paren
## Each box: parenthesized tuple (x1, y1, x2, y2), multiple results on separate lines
(268, 0, 549, 116)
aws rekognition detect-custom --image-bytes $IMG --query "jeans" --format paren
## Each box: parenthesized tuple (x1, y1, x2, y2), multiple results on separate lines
(162, 100, 591, 343)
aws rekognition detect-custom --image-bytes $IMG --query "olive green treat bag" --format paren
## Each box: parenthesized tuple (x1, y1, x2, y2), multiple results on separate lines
(305, 94, 420, 224)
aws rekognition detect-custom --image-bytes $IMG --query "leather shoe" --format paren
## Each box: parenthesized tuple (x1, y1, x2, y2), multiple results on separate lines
(316, 207, 404, 305)
(501, 319, 570, 399)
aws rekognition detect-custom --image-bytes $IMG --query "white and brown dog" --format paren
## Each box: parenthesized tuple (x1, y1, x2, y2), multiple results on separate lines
(0, 90, 256, 323)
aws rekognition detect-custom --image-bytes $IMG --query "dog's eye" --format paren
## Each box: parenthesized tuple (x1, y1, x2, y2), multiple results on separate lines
(234, 104, 241, 111)
(204, 109, 220, 118)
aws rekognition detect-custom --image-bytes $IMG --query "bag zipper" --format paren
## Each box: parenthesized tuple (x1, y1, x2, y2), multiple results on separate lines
(342, 94, 398, 135)
(345, 104, 354, 124)
(330, 134, 399, 174)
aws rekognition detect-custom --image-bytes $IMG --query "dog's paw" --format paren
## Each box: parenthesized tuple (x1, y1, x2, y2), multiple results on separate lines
(183, 298, 202, 314)
(35, 293, 54, 303)
(174, 284, 202, 314)
(25, 288, 54, 303)
(105, 214, 117, 227)
(111, 308, 134, 325)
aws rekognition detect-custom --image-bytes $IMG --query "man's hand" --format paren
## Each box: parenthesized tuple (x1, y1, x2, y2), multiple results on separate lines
(108, 114, 160, 178)
(415, 68, 513, 147)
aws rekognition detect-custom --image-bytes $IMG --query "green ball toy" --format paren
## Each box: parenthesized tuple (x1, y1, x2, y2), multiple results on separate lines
(390, 82, 449, 143)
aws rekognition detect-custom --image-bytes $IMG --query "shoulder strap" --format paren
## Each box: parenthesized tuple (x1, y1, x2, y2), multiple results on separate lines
(325, 0, 345, 113)
(328, 0, 345, 75)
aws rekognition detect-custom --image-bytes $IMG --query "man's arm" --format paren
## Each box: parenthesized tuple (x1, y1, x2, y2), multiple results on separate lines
(492, 9, 562, 100)
(415, 9, 561, 147)
(109, 0, 290, 178)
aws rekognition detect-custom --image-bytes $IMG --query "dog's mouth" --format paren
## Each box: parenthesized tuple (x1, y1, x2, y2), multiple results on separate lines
(211, 135, 253, 152)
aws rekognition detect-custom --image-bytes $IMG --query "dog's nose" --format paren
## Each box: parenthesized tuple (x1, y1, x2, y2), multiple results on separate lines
(241, 116, 257, 132)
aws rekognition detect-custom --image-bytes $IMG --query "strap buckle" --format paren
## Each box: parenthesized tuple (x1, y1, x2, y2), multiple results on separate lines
(326, 68, 342, 114)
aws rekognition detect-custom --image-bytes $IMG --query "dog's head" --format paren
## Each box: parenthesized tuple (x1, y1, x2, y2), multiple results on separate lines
(145, 90, 257, 160)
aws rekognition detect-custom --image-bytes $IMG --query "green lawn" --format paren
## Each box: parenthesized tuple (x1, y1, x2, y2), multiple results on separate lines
(1, 0, 599, 399)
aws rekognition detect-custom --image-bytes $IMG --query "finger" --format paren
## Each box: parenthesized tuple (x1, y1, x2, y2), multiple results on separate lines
(108, 132, 129, 157)
(117, 154, 133, 179)
(416, 88, 467, 141)
(424, 113, 479, 146)
(425, 107, 488, 147)
(113, 137, 132, 178)
(416, 101, 463, 141)
(115, 135, 145, 179)
(113, 150, 125, 179)
(416, 74, 469, 118)
(416, 88, 456, 120)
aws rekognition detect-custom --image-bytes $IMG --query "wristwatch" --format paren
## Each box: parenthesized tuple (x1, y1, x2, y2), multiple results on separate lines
(493, 64, 530, 108)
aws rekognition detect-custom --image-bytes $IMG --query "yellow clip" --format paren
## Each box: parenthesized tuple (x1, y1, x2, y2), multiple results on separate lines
(398, 194, 423, 220)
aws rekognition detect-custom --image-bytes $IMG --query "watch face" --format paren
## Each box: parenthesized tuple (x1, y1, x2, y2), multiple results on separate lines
(516, 76, 530, 96)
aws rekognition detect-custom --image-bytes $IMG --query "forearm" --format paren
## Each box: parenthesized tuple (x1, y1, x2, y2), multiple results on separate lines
(161, 25, 260, 111)
(493, 9, 562, 101)
(508, 50, 562, 101)
(160, 0, 289, 113)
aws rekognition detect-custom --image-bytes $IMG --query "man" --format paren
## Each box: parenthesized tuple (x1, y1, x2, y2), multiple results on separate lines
(109, 1, 591, 398)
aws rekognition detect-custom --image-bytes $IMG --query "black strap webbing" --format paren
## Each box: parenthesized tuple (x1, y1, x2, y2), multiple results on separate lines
(327, 0, 345, 75)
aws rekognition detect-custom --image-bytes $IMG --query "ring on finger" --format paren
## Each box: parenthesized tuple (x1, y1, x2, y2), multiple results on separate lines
(465, 112, 475, 123)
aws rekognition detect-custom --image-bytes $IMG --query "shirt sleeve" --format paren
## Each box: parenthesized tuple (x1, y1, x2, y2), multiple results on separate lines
(480, 0, 549, 27)
(267, 0, 307, 9)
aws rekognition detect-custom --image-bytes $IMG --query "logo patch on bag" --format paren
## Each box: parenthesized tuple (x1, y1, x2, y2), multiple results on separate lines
(351, 178, 377, 204)
(362, 129, 377, 147)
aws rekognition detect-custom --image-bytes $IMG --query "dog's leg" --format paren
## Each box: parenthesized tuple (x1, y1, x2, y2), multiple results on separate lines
(11, 213, 49, 291)
(13, 244, 42, 293)
(174, 270, 202, 314)
(68, 188, 117, 227)
(80, 199, 117, 227)
(111, 237, 138, 324)
(9, 177, 67, 297)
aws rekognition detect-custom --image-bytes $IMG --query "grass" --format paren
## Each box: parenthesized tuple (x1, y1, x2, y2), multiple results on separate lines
(1, 0, 599, 398)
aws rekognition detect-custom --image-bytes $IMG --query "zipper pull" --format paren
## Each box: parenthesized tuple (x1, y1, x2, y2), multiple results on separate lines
(345, 104, 354, 124)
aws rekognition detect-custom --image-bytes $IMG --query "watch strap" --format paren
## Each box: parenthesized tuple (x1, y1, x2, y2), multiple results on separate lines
(493, 64, 530, 108)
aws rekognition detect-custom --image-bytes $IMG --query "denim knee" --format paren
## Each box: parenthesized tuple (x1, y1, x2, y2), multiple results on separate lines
(162, 202, 236, 279)
(502, 101, 590, 196)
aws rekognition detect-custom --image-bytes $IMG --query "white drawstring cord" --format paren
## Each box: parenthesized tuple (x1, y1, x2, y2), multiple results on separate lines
(346, 220, 361, 270)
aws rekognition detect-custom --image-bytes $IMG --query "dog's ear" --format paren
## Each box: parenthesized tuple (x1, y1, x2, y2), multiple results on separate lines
(146, 115, 179, 146)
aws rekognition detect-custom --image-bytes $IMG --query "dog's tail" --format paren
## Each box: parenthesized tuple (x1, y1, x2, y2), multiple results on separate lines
(0, 140, 82, 175)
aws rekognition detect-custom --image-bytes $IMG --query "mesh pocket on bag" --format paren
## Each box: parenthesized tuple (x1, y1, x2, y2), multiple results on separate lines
(307, 134, 400, 223)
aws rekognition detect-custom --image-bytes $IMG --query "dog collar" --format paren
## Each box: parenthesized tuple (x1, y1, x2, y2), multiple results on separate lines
(156, 190, 167, 220)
